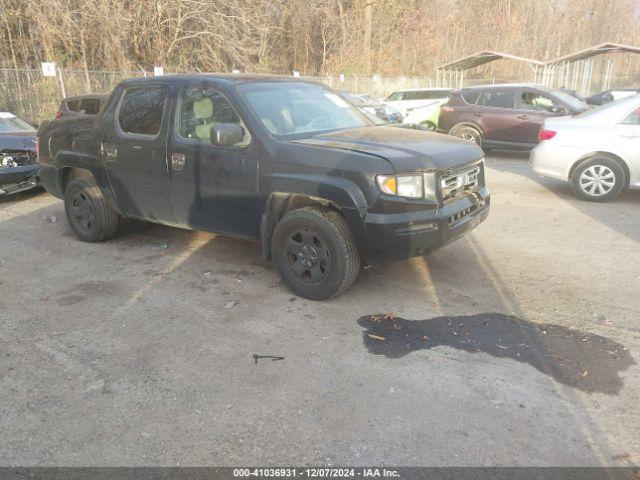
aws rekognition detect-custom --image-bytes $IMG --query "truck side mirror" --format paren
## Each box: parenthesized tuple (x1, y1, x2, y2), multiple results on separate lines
(210, 123, 244, 146)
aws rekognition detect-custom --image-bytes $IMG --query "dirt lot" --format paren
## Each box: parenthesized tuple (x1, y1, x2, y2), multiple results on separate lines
(1, 152, 639, 466)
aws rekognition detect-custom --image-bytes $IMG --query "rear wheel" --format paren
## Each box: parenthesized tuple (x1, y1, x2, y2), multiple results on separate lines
(272, 207, 359, 300)
(570, 157, 625, 202)
(64, 177, 119, 241)
(452, 125, 483, 149)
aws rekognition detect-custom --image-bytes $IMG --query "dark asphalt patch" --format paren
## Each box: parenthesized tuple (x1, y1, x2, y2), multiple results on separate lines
(358, 313, 635, 395)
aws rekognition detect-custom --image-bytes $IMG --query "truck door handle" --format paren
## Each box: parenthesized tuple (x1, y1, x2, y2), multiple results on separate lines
(171, 153, 186, 170)
(473, 112, 483, 117)
(517, 115, 529, 119)
(101, 143, 118, 162)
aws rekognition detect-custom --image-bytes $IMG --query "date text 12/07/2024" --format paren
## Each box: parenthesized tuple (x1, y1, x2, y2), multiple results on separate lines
(233, 468, 400, 478)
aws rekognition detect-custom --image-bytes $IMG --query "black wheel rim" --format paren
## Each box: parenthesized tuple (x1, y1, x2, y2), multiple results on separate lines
(69, 191, 96, 234)
(285, 228, 330, 284)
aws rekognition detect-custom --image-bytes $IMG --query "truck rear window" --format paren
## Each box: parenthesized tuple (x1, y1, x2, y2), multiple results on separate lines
(118, 87, 167, 136)
(80, 98, 102, 115)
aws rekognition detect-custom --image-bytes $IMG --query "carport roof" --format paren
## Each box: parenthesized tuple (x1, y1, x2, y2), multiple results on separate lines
(436, 51, 544, 71)
(547, 42, 640, 64)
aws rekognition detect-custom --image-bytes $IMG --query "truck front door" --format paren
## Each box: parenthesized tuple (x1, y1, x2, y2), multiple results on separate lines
(167, 83, 260, 237)
(104, 85, 175, 223)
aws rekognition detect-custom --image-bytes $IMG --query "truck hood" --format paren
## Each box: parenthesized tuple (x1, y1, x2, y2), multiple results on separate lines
(0, 130, 37, 152)
(292, 126, 483, 172)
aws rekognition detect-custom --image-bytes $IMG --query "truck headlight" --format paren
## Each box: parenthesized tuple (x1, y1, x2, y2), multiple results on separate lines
(423, 172, 437, 200)
(376, 174, 424, 199)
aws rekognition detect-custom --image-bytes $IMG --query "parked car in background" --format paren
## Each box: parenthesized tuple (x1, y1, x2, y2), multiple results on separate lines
(340, 91, 403, 123)
(403, 96, 451, 131)
(438, 83, 588, 151)
(530, 94, 640, 202)
(585, 88, 640, 106)
(0, 112, 39, 196)
(384, 88, 453, 125)
(55, 94, 108, 118)
(559, 88, 585, 102)
(38, 75, 489, 300)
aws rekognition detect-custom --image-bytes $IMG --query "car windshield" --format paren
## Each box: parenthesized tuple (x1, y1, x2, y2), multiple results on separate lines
(0, 113, 34, 132)
(238, 82, 371, 137)
(551, 90, 588, 111)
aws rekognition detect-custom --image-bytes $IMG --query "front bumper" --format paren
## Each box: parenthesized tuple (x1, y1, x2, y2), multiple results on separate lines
(362, 187, 490, 261)
(0, 164, 40, 195)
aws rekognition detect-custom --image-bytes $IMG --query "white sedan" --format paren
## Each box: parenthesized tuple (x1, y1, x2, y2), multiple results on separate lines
(530, 94, 640, 201)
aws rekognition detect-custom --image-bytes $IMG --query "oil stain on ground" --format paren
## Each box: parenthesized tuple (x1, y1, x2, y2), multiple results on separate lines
(358, 313, 635, 395)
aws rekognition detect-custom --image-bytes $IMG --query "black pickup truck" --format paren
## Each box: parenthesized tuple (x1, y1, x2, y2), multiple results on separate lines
(38, 74, 490, 300)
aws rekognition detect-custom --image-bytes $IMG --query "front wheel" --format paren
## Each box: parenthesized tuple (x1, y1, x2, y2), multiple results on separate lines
(64, 177, 120, 242)
(272, 207, 360, 300)
(570, 158, 625, 202)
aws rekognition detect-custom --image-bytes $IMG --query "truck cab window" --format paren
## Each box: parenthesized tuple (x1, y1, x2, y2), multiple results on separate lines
(178, 86, 250, 145)
(80, 98, 101, 115)
(118, 87, 167, 136)
(66, 99, 81, 112)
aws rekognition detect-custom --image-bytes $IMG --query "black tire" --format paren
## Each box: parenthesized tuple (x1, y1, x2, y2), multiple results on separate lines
(451, 125, 483, 149)
(271, 207, 360, 300)
(64, 177, 119, 242)
(570, 157, 625, 202)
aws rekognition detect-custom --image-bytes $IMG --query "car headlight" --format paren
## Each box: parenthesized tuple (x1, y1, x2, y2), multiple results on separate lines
(377, 174, 430, 199)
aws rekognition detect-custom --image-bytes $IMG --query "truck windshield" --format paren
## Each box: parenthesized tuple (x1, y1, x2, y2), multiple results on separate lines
(238, 82, 371, 137)
(0, 113, 35, 132)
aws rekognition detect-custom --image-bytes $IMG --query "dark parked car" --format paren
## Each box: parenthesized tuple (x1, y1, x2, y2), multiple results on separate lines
(38, 75, 489, 299)
(55, 94, 108, 118)
(0, 112, 39, 196)
(438, 84, 588, 151)
(585, 88, 640, 106)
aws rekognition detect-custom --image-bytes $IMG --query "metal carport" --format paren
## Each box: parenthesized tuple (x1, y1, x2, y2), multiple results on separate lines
(541, 42, 640, 95)
(435, 51, 544, 89)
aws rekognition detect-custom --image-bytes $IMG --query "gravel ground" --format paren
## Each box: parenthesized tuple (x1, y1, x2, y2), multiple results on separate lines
(1, 152, 639, 466)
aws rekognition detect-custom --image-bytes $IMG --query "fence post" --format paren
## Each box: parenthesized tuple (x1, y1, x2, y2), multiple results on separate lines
(57, 67, 67, 99)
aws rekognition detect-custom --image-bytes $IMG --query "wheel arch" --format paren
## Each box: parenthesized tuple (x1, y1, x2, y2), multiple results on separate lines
(260, 190, 366, 262)
(59, 166, 94, 193)
(54, 151, 121, 213)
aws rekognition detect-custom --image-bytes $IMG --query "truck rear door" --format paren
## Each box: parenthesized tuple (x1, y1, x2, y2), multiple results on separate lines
(103, 85, 175, 223)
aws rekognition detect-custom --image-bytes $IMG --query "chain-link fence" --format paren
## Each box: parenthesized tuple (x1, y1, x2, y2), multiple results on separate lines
(0, 69, 62, 124)
(0, 67, 434, 125)
(317, 75, 434, 99)
(0, 68, 147, 124)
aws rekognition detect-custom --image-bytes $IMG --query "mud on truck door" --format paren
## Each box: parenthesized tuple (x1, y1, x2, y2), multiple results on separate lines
(167, 83, 260, 236)
(105, 85, 175, 223)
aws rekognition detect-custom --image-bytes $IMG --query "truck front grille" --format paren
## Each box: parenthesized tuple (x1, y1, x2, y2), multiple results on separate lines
(440, 161, 482, 202)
